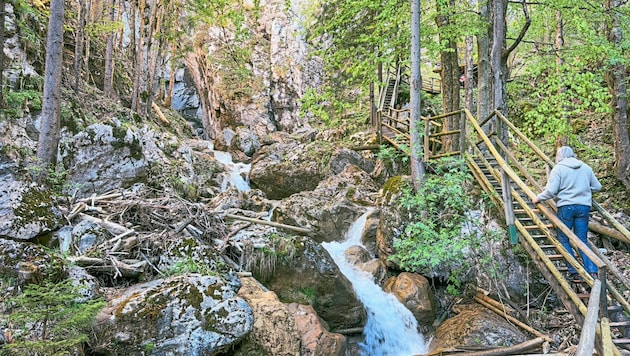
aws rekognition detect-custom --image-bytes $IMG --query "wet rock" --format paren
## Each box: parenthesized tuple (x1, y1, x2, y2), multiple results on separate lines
(287, 303, 347, 356)
(433, 304, 528, 351)
(384, 272, 436, 326)
(359, 259, 388, 286)
(230, 127, 262, 157)
(260, 236, 366, 330)
(344, 245, 371, 265)
(91, 273, 253, 356)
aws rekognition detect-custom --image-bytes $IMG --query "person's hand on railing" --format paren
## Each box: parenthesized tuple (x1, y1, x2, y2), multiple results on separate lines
(532, 196, 540, 204)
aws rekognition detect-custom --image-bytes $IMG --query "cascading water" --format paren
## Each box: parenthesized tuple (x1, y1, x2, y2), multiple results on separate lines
(322, 210, 428, 356)
(212, 150, 251, 192)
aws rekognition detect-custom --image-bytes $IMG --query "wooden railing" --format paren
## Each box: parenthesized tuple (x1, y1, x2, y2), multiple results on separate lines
(378, 106, 630, 354)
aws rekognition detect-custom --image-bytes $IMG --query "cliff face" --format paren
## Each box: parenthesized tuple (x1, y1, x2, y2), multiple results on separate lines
(183, 0, 321, 145)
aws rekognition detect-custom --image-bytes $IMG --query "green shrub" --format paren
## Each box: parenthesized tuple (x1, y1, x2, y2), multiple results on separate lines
(3, 90, 42, 119)
(2, 278, 105, 356)
(389, 157, 499, 294)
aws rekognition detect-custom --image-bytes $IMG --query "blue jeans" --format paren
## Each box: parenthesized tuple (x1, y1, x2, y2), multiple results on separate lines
(557, 204, 597, 274)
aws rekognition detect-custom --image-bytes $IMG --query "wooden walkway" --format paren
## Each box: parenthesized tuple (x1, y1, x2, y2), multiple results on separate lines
(375, 105, 630, 355)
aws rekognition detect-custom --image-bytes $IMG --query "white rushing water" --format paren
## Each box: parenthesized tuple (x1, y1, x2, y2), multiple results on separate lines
(322, 210, 428, 356)
(213, 150, 251, 192)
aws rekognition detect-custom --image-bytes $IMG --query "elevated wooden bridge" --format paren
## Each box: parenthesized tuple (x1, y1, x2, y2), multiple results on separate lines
(375, 71, 630, 354)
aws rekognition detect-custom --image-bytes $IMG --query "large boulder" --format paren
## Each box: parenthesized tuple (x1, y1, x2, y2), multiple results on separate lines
(383, 272, 436, 326)
(235, 276, 302, 355)
(235, 276, 346, 356)
(249, 141, 331, 200)
(287, 303, 347, 356)
(273, 164, 380, 242)
(91, 274, 254, 355)
(329, 148, 375, 175)
(59, 121, 152, 198)
(432, 304, 528, 352)
(0, 158, 63, 241)
(259, 235, 366, 330)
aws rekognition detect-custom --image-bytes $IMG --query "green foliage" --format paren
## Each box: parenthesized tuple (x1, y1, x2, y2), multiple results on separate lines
(3, 90, 42, 119)
(300, 87, 352, 128)
(12, 0, 45, 59)
(246, 232, 297, 281)
(3, 278, 104, 356)
(388, 158, 498, 294)
(509, 62, 611, 140)
(298, 286, 316, 305)
(167, 256, 221, 276)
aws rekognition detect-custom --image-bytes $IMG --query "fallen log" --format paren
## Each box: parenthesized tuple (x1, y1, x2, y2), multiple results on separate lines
(427, 336, 547, 356)
(152, 102, 171, 126)
(331, 327, 363, 335)
(225, 214, 312, 235)
(79, 213, 134, 236)
(68, 256, 146, 278)
(473, 296, 552, 343)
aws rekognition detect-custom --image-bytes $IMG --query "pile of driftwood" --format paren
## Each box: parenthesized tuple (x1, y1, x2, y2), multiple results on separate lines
(57, 186, 311, 282)
(58, 186, 228, 280)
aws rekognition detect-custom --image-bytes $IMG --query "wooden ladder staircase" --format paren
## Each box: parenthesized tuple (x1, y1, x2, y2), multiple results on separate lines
(464, 112, 630, 354)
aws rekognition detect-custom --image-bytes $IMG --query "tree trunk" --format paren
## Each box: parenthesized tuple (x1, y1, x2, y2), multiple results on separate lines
(73, 0, 86, 93)
(145, 0, 164, 116)
(464, 35, 474, 113)
(36, 0, 65, 171)
(410, 0, 425, 190)
(607, 0, 630, 188)
(131, 0, 141, 112)
(103, 0, 116, 97)
(477, 0, 492, 130)
(164, 41, 176, 107)
(435, 0, 460, 151)
(184, 43, 218, 140)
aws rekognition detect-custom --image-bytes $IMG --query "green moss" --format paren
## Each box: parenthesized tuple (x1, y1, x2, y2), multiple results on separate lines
(382, 176, 409, 202)
(3, 89, 42, 119)
(111, 124, 144, 161)
(12, 186, 60, 233)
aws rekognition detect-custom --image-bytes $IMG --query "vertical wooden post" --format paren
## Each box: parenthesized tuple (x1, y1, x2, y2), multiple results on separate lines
(424, 118, 430, 162)
(459, 110, 466, 155)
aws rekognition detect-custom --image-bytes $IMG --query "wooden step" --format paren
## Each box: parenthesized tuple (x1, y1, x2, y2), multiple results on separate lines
(608, 305, 624, 312)
(523, 224, 552, 230)
(612, 338, 630, 345)
(514, 208, 540, 214)
(546, 254, 564, 260)
(610, 321, 630, 328)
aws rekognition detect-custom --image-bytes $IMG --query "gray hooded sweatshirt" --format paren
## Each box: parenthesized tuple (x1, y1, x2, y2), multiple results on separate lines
(536, 146, 602, 207)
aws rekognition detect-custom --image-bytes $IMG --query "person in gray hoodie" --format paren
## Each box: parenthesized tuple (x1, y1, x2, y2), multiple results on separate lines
(532, 146, 602, 279)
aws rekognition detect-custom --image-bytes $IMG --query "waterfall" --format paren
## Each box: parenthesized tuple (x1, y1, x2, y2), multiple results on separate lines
(322, 210, 428, 356)
(213, 150, 251, 192)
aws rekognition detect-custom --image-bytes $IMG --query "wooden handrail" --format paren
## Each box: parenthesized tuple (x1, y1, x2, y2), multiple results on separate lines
(463, 109, 606, 269)
(576, 279, 601, 356)
(493, 109, 630, 244)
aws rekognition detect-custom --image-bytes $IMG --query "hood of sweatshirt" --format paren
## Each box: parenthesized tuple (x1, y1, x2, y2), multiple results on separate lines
(557, 157, 583, 169)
